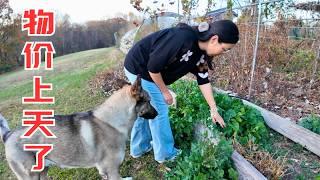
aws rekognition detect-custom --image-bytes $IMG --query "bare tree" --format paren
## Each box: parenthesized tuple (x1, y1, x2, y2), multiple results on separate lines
(0, 0, 23, 73)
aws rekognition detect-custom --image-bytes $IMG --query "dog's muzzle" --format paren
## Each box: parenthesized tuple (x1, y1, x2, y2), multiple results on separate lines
(141, 106, 158, 119)
(137, 103, 158, 119)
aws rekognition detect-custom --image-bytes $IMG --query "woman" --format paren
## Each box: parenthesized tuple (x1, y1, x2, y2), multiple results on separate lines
(124, 20, 239, 163)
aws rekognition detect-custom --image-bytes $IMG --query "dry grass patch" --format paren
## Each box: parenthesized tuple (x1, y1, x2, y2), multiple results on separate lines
(234, 141, 287, 179)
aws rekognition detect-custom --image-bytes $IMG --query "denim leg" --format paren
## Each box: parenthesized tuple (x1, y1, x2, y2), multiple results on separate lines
(146, 86, 177, 161)
(130, 117, 152, 156)
(125, 69, 152, 156)
(124, 68, 177, 161)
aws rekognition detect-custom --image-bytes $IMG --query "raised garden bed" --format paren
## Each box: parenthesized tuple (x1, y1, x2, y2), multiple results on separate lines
(166, 80, 320, 179)
(90, 64, 320, 179)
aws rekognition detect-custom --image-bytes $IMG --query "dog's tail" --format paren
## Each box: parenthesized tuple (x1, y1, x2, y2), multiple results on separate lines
(0, 113, 11, 143)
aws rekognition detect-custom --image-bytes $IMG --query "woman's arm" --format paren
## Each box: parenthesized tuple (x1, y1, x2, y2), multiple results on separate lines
(199, 83, 225, 128)
(149, 72, 173, 105)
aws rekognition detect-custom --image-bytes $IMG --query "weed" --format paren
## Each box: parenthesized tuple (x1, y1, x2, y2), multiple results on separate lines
(298, 114, 320, 134)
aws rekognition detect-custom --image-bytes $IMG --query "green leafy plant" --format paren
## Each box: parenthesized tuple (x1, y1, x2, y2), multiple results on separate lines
(298, 114, 320, 134)
(214, 95, 269, 145)
(169, 81, 209, 149)
(166, 80, 269, 179)
(170, 80, 269, 146)
(165, 139, 238, 180)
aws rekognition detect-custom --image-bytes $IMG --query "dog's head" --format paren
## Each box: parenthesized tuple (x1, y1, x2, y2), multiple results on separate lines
(131, 76, 158, 119)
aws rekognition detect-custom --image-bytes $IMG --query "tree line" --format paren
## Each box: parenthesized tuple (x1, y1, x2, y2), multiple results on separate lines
(0, 0, 130, 73)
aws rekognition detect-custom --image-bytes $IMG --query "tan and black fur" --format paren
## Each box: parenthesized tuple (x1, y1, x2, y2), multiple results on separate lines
(0, 76, 157, 180)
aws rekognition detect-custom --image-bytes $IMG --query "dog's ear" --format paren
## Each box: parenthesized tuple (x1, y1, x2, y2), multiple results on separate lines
(131, 75, 142, 99)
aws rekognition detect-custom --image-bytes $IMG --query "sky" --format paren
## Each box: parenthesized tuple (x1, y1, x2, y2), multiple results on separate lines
(9, 0, 137, 23)
(9, 0, 226, 23)
(9, 0, 315, 24)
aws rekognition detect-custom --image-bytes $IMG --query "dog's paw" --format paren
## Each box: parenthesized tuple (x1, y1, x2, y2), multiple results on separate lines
(122, 177, 133, 180)
(101, 175, 108, 180)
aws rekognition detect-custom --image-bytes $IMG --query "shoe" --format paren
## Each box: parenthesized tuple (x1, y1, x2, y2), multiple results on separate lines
(156, 149, 182, 163)
(131, 146, 153, 158)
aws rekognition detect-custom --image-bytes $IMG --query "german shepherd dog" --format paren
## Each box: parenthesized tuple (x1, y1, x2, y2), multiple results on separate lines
(0, 76, 157, 180)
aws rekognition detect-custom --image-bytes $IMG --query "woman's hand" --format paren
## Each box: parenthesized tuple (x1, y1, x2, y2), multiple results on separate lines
(163, 90, 173, 105)
(210, 109, 225, 128)
(198, 83, 225, 128)
(148, 72, 173, 105)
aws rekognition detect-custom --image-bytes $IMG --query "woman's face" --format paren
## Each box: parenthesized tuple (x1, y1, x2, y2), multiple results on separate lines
(205, 35, 236, 56)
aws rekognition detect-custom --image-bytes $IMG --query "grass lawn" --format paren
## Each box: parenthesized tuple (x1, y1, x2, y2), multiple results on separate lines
(0, 47, 141, 180)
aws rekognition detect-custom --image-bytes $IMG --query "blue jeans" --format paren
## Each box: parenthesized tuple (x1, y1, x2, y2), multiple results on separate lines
(124, 68, 178, 162)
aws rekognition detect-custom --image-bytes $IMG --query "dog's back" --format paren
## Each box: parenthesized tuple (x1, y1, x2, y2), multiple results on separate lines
(1, 76, 157, 180)
(2, 85, 136, 174)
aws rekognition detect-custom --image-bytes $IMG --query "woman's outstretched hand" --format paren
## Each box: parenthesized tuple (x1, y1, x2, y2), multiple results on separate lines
(210, 109, 225, 128)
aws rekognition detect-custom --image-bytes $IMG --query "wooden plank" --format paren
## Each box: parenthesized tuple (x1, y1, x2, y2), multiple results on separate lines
(242, 99, 320, 157)
(213, 87, 320, 157)
(194, 123, 267, 180)
(232, 151, 267, 180)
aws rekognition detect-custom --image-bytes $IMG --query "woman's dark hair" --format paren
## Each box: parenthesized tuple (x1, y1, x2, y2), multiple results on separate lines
(177, 20, 239, 44)
(198, 20, 239, 43)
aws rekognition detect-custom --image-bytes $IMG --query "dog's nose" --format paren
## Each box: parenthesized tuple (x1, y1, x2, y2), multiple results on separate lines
(148, 112, 158, 119)
(152, 109, 158, 118)
(142, 108, 158, 119)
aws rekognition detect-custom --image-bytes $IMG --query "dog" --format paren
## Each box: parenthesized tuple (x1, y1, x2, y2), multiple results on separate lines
(0, 76, 157, 180)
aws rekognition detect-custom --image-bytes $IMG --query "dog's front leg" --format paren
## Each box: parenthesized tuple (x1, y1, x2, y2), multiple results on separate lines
(98, 168, 121, 180)
(39, 167, 49, 180)
(97, 164, 121, 180)
(97, 165, 109, 180)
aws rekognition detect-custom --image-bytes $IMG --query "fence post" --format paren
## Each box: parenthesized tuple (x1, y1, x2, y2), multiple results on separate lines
(309, 44, 320, 89)
(248, 0, 262, 99)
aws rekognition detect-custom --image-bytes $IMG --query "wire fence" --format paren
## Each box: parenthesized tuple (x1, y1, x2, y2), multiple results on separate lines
(134, 0, 320, 118)
(222, 1, 320, 100)
(219, 18, 320, 86)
